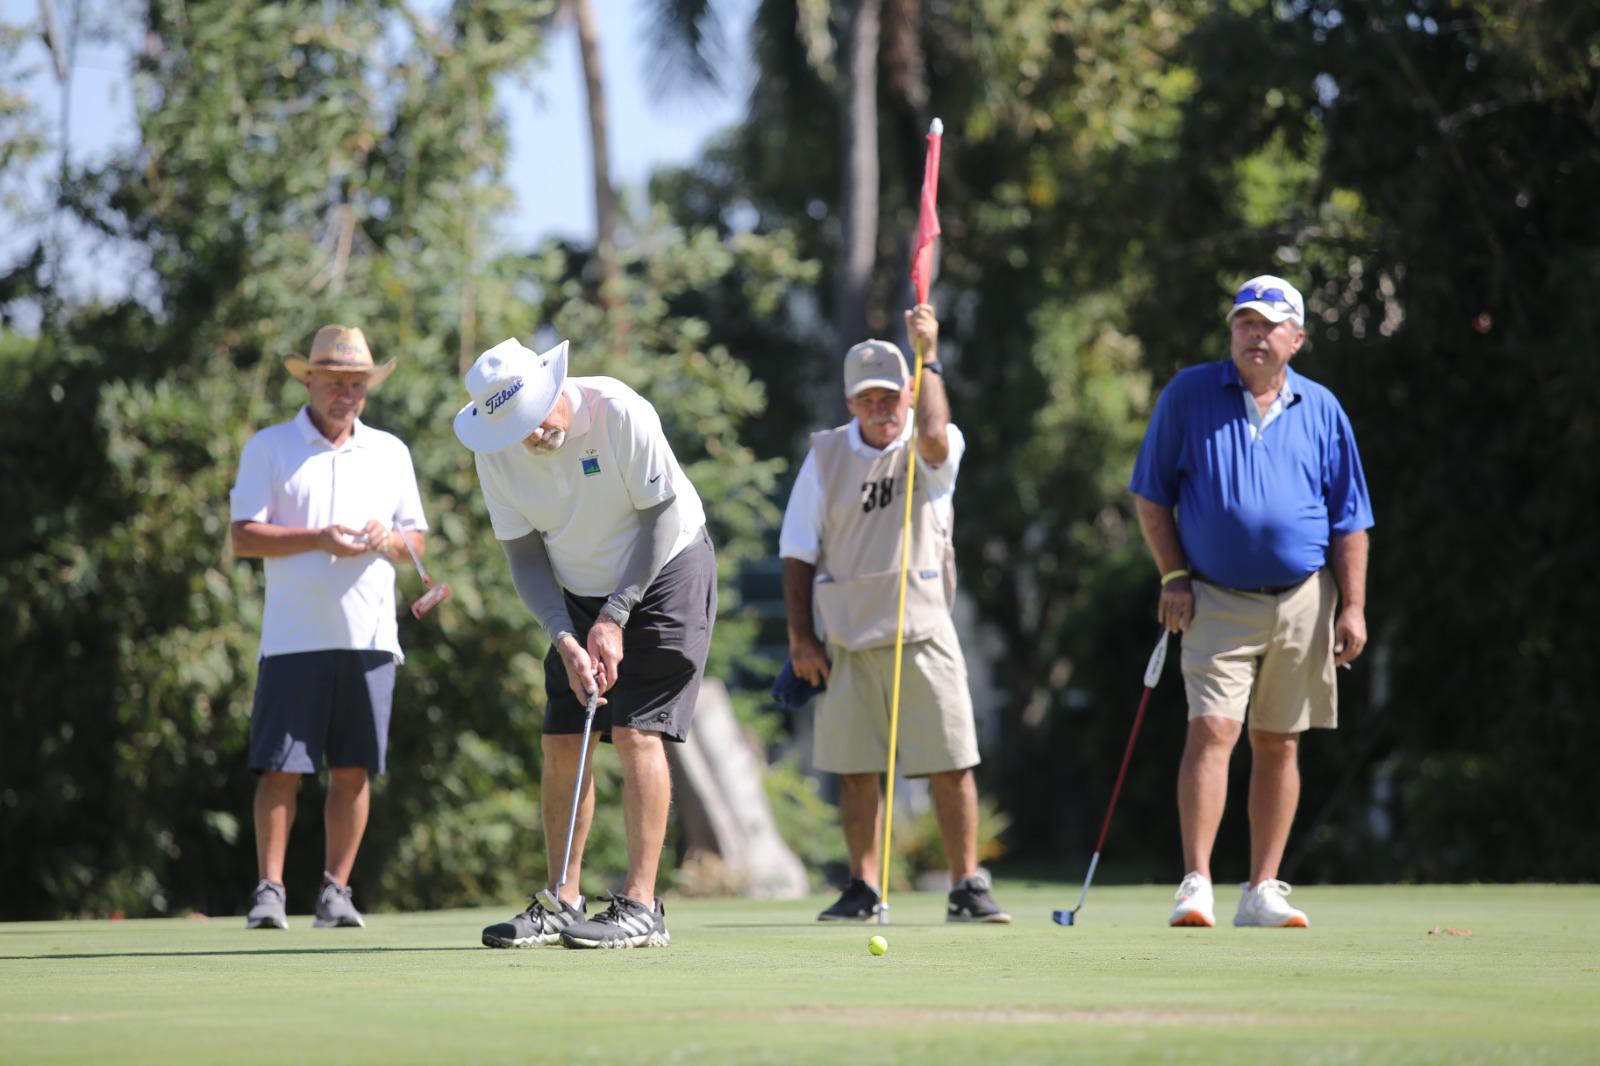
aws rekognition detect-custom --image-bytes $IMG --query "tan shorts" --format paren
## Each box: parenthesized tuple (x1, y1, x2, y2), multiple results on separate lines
(1181, 569, 1339, 733)
(813, 616, 980, 776)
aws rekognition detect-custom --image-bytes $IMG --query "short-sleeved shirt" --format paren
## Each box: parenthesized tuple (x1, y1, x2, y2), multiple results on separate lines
(473, 376, 707, 596)
(1128, 360, 1373, 589)
(779, 420, 965, 564)
(230, 408, 428, 659)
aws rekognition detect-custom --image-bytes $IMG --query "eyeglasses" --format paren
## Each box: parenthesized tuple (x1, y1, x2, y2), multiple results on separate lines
(1233, 286, 1297, 311)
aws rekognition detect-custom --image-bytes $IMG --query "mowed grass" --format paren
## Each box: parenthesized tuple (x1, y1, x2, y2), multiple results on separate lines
(2, 883, 1596, 1065)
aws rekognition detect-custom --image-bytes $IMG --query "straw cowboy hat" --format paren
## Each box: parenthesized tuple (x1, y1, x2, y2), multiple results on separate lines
(453, 337, 570, 454)
(284, 325, 397, 387)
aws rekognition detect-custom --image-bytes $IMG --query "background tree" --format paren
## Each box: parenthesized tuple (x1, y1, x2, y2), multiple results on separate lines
(0, 0, 816, 919)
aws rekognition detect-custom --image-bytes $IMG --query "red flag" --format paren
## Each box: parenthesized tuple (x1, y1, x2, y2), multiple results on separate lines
(910, 118, 943, 304)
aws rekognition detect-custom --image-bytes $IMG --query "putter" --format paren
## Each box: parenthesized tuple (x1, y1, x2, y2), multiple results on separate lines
(537, 686, 600, 915)
(398, 532, 451, 618)
(1053, 628, 1171, 926)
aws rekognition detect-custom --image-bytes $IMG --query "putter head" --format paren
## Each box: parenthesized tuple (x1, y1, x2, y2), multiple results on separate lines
(1051, 909, 1077, 926)
(535, 887, 562, 914)
(875, 902, 890, 926)
(410, 582, 451, 619)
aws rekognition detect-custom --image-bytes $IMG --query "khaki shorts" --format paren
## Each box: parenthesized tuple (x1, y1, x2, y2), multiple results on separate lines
(813, 616, 980, 776)
(1181, 569, 1339, 733)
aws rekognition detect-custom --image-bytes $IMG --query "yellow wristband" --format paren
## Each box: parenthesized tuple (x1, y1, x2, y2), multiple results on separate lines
(1160, 569, 1191, 586)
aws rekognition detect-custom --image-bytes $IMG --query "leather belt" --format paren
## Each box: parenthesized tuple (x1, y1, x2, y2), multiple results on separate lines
(1194, 573, 1313, 597)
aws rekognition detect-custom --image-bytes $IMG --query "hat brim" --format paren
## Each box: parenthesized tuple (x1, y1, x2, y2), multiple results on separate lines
(285, 356, 398, 387)
(1227, 302, 1301, 325)
(453, 341, 569, 453)
(847, 376, 909, 397)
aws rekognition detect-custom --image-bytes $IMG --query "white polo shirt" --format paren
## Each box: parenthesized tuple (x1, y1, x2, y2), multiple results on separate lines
(230, 408, 428, 659)
(779, 419, 965, 564)
(474, 376, 706, 596)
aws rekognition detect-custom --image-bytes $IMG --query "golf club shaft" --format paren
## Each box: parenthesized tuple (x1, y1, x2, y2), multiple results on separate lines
(1093, 684, 1153, 854)
(555, 687, 600, 893)
(1069, 851, 1102, 914)
(398, 529, 431, 585)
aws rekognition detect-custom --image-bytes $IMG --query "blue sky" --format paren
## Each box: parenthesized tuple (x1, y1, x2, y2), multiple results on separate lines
(1, 0, 753, 304)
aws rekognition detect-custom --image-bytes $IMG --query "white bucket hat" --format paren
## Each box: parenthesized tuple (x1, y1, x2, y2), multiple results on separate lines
(453, 338, 570, 453)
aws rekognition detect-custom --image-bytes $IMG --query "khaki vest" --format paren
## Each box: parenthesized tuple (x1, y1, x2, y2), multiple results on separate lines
(810, 425, 956, 651)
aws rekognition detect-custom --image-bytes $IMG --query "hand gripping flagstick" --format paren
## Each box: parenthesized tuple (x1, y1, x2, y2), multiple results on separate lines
(878, 117, 943, 926)
(1052, 628, 1171, 926)
(398, 531, 452, 619)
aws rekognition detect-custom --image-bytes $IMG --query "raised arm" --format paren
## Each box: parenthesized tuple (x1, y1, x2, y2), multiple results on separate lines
(906, 303, 950, 467)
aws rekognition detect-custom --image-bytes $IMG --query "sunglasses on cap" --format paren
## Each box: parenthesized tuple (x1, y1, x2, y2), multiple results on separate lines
(1233, 285, 1297, 312)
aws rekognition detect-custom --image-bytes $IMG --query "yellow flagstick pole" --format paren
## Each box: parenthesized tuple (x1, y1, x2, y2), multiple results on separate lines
(878, 116, 943, 926)
(876, 339, 926, 926)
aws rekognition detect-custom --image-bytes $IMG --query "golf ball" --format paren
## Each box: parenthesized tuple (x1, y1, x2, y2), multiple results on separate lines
(868, 935, 888, 956)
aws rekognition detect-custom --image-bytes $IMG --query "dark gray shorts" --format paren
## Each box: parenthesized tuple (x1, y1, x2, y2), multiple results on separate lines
(249, 650, 396, 774)
(544, 528, 717, 743)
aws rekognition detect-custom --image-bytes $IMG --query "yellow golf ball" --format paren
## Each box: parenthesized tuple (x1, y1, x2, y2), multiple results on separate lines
(868, 935, 888, 956)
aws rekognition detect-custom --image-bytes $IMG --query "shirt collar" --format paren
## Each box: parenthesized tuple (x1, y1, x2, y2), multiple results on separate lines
(1220, 360, 1300, 406)
(295, 406, 370, 449)
(563, 379, 590, 437)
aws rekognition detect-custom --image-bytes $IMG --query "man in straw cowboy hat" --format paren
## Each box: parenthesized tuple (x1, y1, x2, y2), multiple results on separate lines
(229, 324, 431, 931)
(456, 336, 715, 950)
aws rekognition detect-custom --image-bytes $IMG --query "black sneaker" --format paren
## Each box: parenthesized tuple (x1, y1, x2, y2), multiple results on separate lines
(559, 894, 670, 949)
(817, 878, 881, 922)
(482, 895, 586, 948)
(947, 876, 1012, 923)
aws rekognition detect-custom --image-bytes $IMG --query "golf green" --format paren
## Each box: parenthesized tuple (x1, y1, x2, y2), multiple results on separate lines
(3, 883, 1595, 1064)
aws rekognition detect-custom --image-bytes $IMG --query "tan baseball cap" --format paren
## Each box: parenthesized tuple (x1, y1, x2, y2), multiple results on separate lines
(284, 325, 397, 386)
(843, 339, 910, 397)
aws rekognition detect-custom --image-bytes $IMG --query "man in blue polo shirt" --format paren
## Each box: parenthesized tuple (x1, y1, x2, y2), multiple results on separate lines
(1129, 274, 1373, 929)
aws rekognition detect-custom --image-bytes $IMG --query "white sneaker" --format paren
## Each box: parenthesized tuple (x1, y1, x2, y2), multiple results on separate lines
(1233, 879, 1309, 927)
(1168, 871, 1216, 927)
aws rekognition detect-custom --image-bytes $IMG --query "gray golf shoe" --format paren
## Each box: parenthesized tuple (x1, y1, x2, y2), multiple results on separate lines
(482, 895, 586, 948)
(313, 880, 365, 928)
(245, 879, 288, 930)
(946, 876, 1012, 923)
(559, 894, 670, 949)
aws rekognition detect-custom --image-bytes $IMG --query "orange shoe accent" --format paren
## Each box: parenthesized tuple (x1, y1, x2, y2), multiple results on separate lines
(1281, 915, 1309, 928)
(1170, 911, 1215, 928)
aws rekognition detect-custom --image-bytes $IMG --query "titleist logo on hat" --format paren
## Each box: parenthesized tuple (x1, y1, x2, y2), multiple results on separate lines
(485, 378, 524, 414)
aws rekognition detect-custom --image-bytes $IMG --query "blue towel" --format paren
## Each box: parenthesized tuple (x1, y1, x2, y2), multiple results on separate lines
(770, 657, 826, 710)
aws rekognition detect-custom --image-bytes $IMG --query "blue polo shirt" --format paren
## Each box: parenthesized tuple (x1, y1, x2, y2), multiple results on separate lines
(1129, 360, 1373, 589)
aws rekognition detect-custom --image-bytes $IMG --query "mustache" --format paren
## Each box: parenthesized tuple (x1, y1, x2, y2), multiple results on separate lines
(525, 428, 567, 452)
(865, 414, 900, 426)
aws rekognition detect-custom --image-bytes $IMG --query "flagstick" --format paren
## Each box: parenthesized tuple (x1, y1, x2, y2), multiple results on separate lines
(878, 116, 943, 925)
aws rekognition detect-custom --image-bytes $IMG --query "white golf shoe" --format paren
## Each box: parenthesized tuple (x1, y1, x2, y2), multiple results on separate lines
(1233, 879, 1309, 928)
(1168, 871, 1216, 927)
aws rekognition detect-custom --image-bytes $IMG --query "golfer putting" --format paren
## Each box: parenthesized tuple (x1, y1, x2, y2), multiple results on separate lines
(456, 337, 716, 950)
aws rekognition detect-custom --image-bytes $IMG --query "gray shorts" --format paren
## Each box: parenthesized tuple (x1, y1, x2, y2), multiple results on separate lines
(249, 650, 396, 774)
(544, 528, 717, 743)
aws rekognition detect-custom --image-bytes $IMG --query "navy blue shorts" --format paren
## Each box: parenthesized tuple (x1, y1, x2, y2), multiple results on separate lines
(248, 650, 396, 774)
(544, 529, 716, 744)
